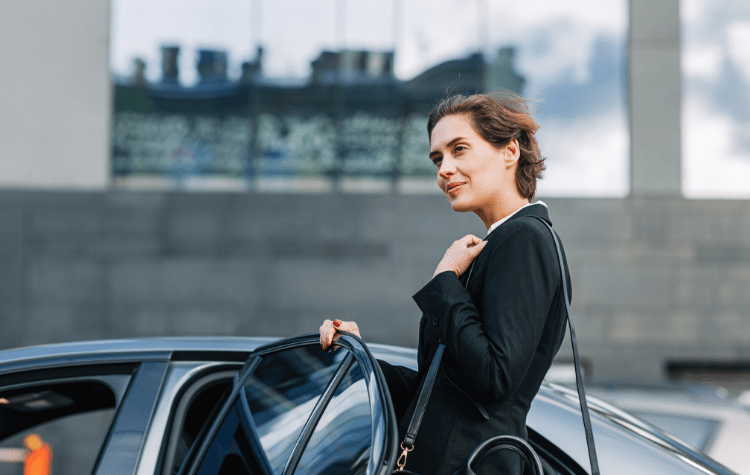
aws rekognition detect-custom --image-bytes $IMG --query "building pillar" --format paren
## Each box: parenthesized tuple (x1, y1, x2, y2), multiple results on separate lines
(629, 0, 682, 197)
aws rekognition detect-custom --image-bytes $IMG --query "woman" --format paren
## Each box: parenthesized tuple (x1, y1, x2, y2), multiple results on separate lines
(319, 92, 571, 475)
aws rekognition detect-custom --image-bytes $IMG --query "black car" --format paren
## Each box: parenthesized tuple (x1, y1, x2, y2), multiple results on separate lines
(0, 334, 736, 475)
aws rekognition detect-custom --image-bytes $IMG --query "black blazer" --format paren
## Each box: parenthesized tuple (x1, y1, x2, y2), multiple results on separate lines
(379, 203, 571, 475)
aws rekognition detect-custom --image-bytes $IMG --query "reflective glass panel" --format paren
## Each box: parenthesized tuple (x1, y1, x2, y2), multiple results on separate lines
(110, 0, 628, 196)
(295, 361, 371, 474)
(682, 0, 750, 198)
(241, 345, 350, 474)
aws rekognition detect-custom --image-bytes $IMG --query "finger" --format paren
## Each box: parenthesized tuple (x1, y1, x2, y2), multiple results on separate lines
(319, 319, 331, 344)
(467, 240, 487, 257)
(465, 235, 483, 246)
(457, 234, 481, 247)
(320, 319, 335, 349)
(334, 320, 361, 338)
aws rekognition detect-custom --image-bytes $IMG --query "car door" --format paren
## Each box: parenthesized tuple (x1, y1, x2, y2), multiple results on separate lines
(177, 333, 399, 475)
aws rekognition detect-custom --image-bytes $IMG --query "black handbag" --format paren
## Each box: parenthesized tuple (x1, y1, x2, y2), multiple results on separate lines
(393, 217, 600, 475)
(456, 435, 544, 475)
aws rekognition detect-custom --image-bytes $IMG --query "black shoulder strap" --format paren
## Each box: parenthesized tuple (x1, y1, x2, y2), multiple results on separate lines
(529, 216, 601, 475)
(396, 342, 444, 470)
(404, 343, 445, 447)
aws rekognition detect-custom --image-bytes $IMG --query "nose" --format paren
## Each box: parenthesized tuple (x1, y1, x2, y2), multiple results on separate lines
(438, 155, 456, 179)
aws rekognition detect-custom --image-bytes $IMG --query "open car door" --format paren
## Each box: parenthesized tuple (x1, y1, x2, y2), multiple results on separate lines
(177, 333, 399, 475)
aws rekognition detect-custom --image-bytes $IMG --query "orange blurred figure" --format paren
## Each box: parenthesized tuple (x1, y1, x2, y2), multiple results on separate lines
(23, 434, 51, 475)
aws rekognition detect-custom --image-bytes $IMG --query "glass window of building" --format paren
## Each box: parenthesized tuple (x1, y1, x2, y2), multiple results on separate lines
(110, 0, 628, 196)
(682, 0, 750, 198)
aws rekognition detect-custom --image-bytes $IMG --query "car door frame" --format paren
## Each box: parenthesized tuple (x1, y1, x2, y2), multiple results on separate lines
(177, 332, 399, 475)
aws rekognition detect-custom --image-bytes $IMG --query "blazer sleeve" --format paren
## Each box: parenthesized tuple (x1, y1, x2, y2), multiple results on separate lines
(412, 221, 560, 404)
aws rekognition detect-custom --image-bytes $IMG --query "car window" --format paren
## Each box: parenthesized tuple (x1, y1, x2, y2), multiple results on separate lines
(294, 360, 371, 474)
(0, 408, 115, 474)
(0, 380, 119, 474)
(241, 345, 350, 472)
(192, 344, 351, 475)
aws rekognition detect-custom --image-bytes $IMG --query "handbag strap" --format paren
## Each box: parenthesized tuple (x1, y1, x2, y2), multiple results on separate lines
(404, 343, 445, 448)
(529, 216, 601, 475)
(396, 342, 445, 470)
(463, 435, 544, 475)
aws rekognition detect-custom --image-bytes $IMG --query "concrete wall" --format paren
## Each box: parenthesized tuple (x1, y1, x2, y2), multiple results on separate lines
(1, 0, 748, 382)
(2, 191, 750, 379)
(0, 0, 110, 190)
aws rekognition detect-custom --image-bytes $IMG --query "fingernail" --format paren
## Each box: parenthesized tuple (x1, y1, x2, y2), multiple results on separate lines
(333, 320, 341, 327)
(327, 338, 331, 345)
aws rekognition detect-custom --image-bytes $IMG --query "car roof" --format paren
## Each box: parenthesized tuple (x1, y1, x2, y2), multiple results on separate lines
(0, 336, 279, 371)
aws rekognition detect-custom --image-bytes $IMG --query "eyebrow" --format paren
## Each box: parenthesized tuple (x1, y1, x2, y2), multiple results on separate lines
(429, 137, 466, 159)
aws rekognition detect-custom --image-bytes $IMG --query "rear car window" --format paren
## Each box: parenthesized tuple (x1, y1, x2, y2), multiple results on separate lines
(0, 381, 117, 474)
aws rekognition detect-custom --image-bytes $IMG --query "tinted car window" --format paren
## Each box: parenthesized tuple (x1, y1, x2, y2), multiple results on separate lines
(193, 344, 350, 475)
(0, 409, 115, 475)
(0, 381, 119, 474)
(242, 345, 349, 472)
(196, 405, 265, 475)
(295, 360, 371, 474)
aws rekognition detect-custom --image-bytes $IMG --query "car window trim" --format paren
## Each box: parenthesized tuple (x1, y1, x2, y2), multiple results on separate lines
(281, 352, 355, 475)
(94, 361, 170, 475)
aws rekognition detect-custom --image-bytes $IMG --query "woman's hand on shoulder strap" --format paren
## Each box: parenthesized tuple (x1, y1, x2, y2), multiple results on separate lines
(319, 319, 361, 350)
(433, 234, 487, 277)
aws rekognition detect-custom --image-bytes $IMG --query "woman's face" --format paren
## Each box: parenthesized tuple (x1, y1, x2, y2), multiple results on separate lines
(429, 114, 518, 220)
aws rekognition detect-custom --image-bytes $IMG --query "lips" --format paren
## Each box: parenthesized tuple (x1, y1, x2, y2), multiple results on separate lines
(447, 182, 465, 194)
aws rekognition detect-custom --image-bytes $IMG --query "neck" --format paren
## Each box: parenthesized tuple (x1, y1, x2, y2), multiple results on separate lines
(477, 195, 529, 230)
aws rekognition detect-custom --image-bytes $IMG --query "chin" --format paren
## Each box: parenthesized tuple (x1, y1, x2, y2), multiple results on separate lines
(448, 197, 473, 213)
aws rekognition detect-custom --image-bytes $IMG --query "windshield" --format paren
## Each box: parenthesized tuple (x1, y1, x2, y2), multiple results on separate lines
(529, 382, 735, 475)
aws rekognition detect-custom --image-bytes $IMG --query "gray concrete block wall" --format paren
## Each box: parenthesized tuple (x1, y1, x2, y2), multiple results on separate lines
(2, 190, 750, 380)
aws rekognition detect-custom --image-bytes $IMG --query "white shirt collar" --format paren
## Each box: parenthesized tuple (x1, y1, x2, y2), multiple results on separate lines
(487, 201, 548, 236)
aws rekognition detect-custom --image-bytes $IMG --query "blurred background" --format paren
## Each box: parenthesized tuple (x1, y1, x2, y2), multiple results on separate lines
(1, 0, 750, 407)
(3, 0, 750, 473)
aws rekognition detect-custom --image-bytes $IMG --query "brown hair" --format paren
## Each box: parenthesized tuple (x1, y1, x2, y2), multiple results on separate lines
(427, 92, 545, 200)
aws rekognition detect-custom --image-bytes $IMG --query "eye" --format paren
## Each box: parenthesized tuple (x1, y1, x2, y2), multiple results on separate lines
(454, 144, 467, 153)
(431, 156, 442, 166)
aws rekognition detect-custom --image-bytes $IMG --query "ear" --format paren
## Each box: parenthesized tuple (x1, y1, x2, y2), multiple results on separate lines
(504, 138, 520, 167)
